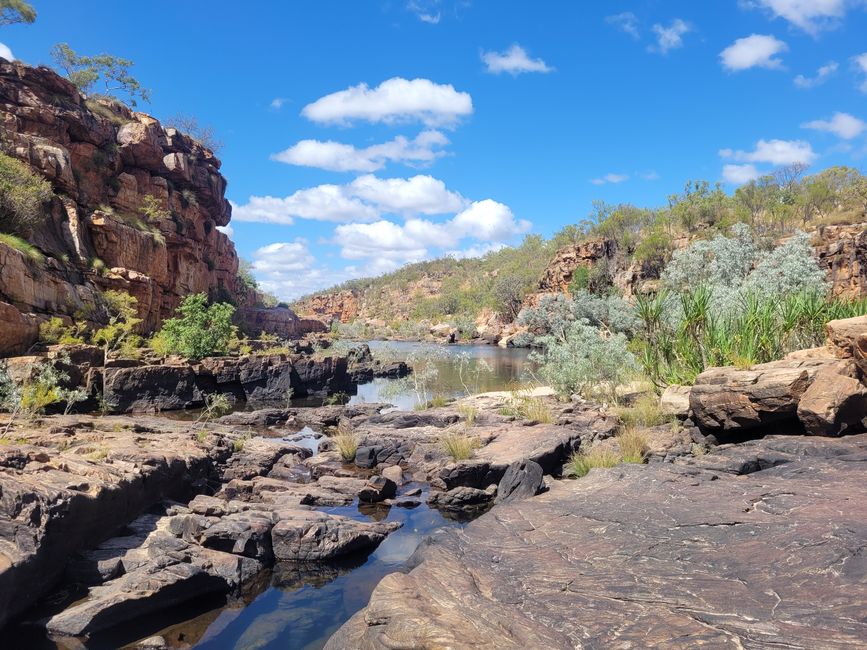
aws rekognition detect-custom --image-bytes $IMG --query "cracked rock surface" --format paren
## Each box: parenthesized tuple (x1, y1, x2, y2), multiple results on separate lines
(327, 433, 867, 649)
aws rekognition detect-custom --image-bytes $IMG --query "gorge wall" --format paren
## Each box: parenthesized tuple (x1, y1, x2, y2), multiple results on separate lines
(0, 60, 323, 356)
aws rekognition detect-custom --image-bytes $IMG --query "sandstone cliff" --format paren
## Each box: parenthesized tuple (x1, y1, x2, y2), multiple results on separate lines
(0, 60, 322, 356)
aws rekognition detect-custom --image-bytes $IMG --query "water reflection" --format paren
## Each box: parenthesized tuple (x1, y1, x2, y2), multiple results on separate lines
(350, 341, 533, 411)
(190, 492, 462, 650)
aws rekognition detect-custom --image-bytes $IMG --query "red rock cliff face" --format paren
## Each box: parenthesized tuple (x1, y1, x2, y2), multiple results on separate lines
(0, 61, 321, 355)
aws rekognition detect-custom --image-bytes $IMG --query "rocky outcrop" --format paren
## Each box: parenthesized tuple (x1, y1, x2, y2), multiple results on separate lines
(814, 223, 867, 299)
(689, 356, 867, 437)
(327, 433, 867, 649)
(0, 415, 238, 629)
(294, 291, 360, 324)
(241, 307, 328, 339)
(0, 60, 321, 355)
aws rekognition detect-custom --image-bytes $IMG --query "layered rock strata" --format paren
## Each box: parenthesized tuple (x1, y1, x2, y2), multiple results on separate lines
(0, 59, 322, 355)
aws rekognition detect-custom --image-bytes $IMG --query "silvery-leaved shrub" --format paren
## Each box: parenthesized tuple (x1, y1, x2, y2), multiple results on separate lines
(518, 290, 639, 345)
(531, 319, 638, 403)
(742, 231, 829, 300)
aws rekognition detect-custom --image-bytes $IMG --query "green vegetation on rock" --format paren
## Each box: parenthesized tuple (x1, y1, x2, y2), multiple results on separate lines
(152, 293, 237, 360)
(0, 151, 53, 237)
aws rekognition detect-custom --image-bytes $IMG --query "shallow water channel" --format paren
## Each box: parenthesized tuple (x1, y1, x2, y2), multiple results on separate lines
(13, 342, 533, 650)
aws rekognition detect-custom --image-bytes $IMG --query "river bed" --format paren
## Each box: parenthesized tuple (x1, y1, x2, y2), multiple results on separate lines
(9, 342, 533, 650)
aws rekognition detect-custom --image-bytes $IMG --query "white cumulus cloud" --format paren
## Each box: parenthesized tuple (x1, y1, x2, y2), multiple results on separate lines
(348, 174, 465, 216)
(802, 112, 866, 139)
(650, 19, 690, 54)
(745, 0, 849, 35)
(271, 130, 449, 173)
(606, 12, 640, 39)
(794, 61, 838, 88)
(722, 163, 762, 185)
(216, 224, 234, 238)
(231, 186, 379, 225)
(301, 77, 473, 127)
(333, 201, 530, 263)
(451, 200, 531, 241)
(720, 34, 788, 71)
(232, 174, 466, 224)
(720, 138, 817, 166)
(0, 42, 14, 61)
(590, 173, 630, 185)
(481, 44, 553, 75)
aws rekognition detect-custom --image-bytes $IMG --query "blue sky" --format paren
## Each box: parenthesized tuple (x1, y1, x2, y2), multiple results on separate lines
(6, 1, 867, 298)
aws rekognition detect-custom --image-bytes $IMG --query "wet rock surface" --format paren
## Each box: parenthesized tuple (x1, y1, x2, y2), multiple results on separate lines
(1, 391, 603, 642)
(328, 433, 867, 649)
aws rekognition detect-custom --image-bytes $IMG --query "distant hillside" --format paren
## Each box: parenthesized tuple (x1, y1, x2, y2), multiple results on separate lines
(295, 166, 867, 341)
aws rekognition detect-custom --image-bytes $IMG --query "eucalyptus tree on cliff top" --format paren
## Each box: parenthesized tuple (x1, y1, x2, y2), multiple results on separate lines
(50, 42, 151, 106)
(0, 0, 35, 26)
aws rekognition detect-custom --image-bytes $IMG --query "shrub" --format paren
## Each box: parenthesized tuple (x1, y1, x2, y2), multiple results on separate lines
(441, 430, 479, 461)
(92, 290, 142, 361)
(532, 319, 638, 403)
(0, 152, 53, 236)
(141, 194, 170, 221)
(518, 291, 639, 344)
(155, 293, 236, 360)
(617, 427, 649, 463)
(0, 232, 45, 263)
(565, 447, 620, 478)
(197, 392, 231, 430)
(165, 113, 223, 153)
(39, 317, 86, 345)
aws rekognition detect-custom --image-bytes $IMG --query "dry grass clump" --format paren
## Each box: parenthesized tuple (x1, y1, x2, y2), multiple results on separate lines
(500, 393, 553, 424)
(333, 420, 359, 462)
(457, 403, 477, 427)
(617, 426, 649, 464)
(441, 430, 479, 461)
(565, 447, 620, 478)
(615, 393, 669, 428)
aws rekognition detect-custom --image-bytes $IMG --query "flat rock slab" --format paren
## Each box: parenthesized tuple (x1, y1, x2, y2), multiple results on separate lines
(327, 433, 867, 649)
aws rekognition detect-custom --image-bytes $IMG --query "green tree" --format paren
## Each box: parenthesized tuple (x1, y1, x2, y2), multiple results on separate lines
(92, 291, 142, 361)
(0, 0, 35, 26)
(155, 293, 236, 360)
(50, 43, 151, 106)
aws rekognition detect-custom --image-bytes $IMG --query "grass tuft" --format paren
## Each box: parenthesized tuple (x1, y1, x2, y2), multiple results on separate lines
(333, 421, 359, 462)
(0, 233, 45, 263)
(457, 403, 477, 427)
(565, 447, 620, 478)
(615, 393, 669, 428)
(617, 426, 649, 464)
(441, 430, 479, 461)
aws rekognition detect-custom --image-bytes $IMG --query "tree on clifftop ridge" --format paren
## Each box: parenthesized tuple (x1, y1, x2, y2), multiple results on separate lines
(0, 0, 36, 26)
(50, 43, 151, 106)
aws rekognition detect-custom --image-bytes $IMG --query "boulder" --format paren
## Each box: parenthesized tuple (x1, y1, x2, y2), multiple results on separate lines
(495, 460, 543, 505)
(660, 385, 690, 418)
(826, 315, 867, 359)
(381, 465, 404, 485)
(103, 364, 202, 413)
(689, 359, 854, 433)
(358, 476, 398, 503)
(270, 510, 401, 561)
(797, 365, 867, 436)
